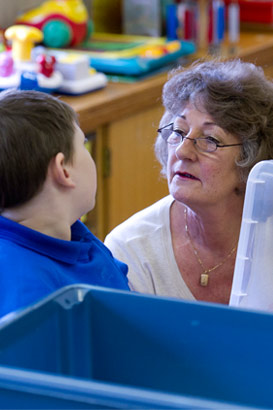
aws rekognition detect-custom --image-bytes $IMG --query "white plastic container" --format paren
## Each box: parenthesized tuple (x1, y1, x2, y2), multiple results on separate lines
(230, 160, 273, 311)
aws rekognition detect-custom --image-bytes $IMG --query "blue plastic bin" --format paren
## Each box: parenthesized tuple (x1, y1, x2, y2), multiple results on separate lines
(0, 285, 273, 409)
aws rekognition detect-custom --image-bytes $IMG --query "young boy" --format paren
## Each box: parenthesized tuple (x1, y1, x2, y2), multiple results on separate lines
(0, 89, 129, 318)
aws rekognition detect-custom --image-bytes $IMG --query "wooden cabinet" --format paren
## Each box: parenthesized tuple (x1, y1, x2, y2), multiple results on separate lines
(81, 102, 168, 240)
(105, 104, 168, 233)
(62, 32, 273, 240)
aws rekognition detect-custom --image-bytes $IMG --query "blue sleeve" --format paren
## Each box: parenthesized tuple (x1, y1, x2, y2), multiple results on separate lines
(91, 236, 129, 288)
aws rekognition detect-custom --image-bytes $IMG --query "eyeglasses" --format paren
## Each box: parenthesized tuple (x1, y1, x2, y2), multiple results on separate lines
(157, 123, 243, 153)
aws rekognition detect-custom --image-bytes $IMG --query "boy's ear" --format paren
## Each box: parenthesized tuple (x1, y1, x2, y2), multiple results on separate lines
(49, 152, 75, 188)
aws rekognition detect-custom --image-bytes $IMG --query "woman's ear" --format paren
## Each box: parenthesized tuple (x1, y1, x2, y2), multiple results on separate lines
(49, 153, 76, 188)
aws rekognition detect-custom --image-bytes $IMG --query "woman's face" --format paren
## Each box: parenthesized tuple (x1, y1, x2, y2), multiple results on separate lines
(167, 102, 243, 210)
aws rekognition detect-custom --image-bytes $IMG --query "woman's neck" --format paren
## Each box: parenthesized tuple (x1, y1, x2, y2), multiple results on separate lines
(171, 199, 243, 252)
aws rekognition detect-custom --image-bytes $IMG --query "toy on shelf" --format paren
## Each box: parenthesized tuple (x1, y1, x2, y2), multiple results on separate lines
(0, 25, 62, 93)
(12, 1, 195, 78)
(0, 25, 107, 95)
(5, 25, 43, 62)
(55, 53, 107, 95)
(9, 1, 195, 81)
(33, 46, 108, 95)
(15, 0, 92, 48)
(54, 33, 196, 77)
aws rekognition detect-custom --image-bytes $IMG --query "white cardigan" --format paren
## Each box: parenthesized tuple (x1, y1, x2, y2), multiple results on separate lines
(105, 195, 195, 300)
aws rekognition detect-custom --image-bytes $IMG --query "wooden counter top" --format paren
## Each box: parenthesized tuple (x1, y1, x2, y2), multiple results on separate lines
(61, 32, 273, 134)
(61, 71, 168, 134)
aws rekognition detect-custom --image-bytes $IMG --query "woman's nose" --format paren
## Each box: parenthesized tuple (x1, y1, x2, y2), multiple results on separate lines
(175, 135, 197, 160)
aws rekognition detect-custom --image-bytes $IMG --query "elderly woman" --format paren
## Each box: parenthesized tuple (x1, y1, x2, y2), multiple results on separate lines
(105, 59, 273, 304)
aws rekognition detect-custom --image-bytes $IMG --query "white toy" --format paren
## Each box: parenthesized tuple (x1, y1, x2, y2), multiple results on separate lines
(0, 25, 107, 95)
(0, 25, 63, 92)
(36, 48, 108, 95)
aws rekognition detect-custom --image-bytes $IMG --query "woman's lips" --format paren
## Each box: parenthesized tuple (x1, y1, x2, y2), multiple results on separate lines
(175, 171, 199, 180)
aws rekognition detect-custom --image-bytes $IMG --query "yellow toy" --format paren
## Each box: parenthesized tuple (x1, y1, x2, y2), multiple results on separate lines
(5, 26, 43, 62)
(15, 0, 92, 48)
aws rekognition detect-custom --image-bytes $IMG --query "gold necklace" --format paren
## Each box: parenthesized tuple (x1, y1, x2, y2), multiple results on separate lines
(184, 208, 237, 287)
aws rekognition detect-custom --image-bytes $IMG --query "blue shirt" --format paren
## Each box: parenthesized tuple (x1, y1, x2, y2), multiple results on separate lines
(0, 216, 129, 317)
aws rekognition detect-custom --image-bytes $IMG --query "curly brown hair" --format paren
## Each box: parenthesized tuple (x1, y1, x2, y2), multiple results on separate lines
(155, 58, 273, 182)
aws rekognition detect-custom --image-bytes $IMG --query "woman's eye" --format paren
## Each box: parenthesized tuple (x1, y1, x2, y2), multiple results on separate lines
(205, 136, 219, 144)
(174, 129, 187, 137)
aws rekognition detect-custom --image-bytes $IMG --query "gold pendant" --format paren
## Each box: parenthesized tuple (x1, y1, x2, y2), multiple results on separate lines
(200, 273, 209, 287)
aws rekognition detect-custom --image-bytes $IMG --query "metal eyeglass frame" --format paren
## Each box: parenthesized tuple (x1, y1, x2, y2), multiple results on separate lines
(157, 123, 243, 153)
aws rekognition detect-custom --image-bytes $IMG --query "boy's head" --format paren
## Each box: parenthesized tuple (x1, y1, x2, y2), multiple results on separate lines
(0, 89, 79, 209)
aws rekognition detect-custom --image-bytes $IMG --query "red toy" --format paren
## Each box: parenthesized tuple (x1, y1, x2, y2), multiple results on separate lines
(15, 0, 92, 48)
(36, 54, 56, 77)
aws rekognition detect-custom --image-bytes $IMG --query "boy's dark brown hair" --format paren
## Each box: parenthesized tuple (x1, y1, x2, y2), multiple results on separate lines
(0, 89, 79, 209)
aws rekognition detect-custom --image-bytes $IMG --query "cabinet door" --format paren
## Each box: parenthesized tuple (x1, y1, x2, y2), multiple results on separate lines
(103, 104, 169, 237)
